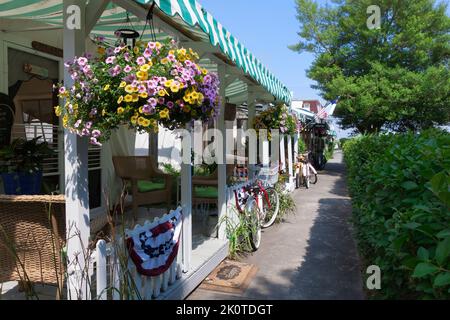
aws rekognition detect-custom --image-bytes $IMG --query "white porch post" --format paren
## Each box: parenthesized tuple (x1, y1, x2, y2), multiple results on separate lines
(217, 64, 227, 240)
(280, 135, 286, 173)
(63, 0, 89, 300)
(287, 135, 294, 185)
(294, 133, 299, 161)
(181, 125, 192, 272)
(247, 88, 256, 179)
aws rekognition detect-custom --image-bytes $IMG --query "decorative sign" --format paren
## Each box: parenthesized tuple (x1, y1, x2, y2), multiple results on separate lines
(126, 207, 183, 276)
(31, 41, 63, 58)
(24, 63, 49, 78)
(0, 100, 14, 148)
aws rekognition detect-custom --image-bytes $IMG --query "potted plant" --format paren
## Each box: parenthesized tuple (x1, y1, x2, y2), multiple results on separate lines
(0, 137, 54, 195)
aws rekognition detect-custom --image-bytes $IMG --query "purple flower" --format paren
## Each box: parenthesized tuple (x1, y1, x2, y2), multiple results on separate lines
(77, 57, 88, 66)
(64, 60, 73, 68)
(158, 97, 165, 104)
(136, 57, 146, 65)
(92, 129, 101, 138)
(168, 54, 176, 62)
(85, 121, 93, 129)
(106, 47, 115, 56)
(148, 42, 156, 49)
(59, 87, 66, 94)
(114, 46, 122, 54)
(124, 65, 132, 73)
(71, 72, 79, 80)
(89, 108, 97, 116)
(144, 49, 152, 59)
(82, 128, 90, 136)
(185, 60, 192, 67)
(142, 105, 153, 114)
(84, 52, 93, 59)
(167, 101, 174, 109)
(90, 137, 102, 146)
(148, 98, 158, 107)
(108, 65, 122, 77)
(105, 56, 116, 64)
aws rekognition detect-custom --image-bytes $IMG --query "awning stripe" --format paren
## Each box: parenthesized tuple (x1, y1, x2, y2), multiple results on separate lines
(0, 0, 292, 103)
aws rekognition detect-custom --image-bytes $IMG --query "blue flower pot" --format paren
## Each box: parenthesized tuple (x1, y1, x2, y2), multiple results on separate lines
(1, 171, 43, 195)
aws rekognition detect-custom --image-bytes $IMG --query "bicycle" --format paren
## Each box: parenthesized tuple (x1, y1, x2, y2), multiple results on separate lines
(234, 179, 280, 250)
(295, 154, 318, 189)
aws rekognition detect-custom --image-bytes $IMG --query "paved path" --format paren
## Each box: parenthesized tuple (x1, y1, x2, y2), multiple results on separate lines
(188, 151, 365, 300)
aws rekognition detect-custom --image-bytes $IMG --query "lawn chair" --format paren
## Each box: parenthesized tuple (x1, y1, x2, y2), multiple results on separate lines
(112, 156, 173, 220)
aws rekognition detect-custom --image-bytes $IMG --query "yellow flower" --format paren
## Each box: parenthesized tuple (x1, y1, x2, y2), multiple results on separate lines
(97, 47, 106, 55)
(102, 109, 106, 116)
(170, 84, 179, 93)
(132, 94, 139, 102)
(125, 85, 134, 94)
(197, 92, 204, 103)
(133, 46, 140, 54)
(202, 68, 208, 75)
(139, 92, 148, 99)
(142, 119, 151, 127)
(159, 108, 170, 119)
(117, 96, 124, 104)
(104, 84, 110, 91)
(131, 115, 138, 125)
(178, 48, 187, 55)
(138, 117, 146, 126)
(136, 71, 148, 80)
(62, 114, 69, 127)
(161, 58, 169, 65)
(140, 64, 151, 72)
(155, 42, 162, 49)
(149, 119, 157, 128)
(117, 107, 125, 114)
(119, 81, 127, 88)
(169, 50, 175, 55)
(158, 89, 167, 97)
(124, 95, 133, 103)
(164, 80, 173, 88)
(54, 106, 61, 117)
(191, 91, 199, 100)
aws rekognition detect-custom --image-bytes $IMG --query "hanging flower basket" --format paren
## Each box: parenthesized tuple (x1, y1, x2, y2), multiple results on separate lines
(253, 104, 300, 139)
(55, 38, 220, 146)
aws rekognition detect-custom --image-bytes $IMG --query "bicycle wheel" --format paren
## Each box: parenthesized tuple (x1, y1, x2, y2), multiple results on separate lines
(309, 173, 318, 184)
(261, 187, 279, 228)
(245, 198, 261, 251)
(305, 175, 310, 189)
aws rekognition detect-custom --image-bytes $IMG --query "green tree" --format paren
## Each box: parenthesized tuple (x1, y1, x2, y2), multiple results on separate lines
(290, 0, 450, 133)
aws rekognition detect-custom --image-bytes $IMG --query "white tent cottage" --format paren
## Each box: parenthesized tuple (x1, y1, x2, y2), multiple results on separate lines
(0, 0, 295, 300)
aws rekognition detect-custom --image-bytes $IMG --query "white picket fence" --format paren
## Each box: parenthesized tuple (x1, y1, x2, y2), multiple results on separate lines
(88, 215, 183, 300)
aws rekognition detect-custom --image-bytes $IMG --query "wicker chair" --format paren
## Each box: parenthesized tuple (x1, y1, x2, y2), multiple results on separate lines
(0, 194, 65, 298)
(112, 156, 173, 219)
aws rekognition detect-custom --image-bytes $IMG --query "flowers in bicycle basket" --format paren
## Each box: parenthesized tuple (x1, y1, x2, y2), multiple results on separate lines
(253, 103, 300, 140)
(54, 37, 220, 146)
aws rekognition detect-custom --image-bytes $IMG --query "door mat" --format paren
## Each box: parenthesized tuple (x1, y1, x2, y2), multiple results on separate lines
(199, 260, 258, 294)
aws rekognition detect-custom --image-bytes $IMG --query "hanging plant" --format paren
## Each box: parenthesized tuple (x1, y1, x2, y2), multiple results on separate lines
(253, 104, 299, 139)
(55, 37, 220, 146)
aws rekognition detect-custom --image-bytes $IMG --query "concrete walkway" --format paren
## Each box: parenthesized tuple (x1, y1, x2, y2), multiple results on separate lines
(187, 151, 365, 300)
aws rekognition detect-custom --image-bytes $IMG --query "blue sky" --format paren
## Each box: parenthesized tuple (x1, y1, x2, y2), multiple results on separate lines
(201, 0, 326, 103)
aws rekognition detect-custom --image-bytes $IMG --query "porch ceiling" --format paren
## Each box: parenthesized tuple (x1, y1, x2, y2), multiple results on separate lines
(0, 0, 292, 105)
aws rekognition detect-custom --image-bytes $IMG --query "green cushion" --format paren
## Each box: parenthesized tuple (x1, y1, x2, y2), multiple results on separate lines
(127, 180, 166, 193)
(194, 186, 218, 198)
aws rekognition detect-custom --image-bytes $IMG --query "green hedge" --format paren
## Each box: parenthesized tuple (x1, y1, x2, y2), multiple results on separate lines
(343, 129, 450, 299)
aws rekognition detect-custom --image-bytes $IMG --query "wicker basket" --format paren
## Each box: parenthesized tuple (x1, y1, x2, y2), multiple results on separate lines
(0, 194, 65, 287)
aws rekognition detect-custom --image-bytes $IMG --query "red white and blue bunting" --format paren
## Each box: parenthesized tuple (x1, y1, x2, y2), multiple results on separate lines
(126, 207, 183, 276)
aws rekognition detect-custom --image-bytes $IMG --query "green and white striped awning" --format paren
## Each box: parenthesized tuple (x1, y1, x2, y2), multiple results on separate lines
(0, 0, 292, 104)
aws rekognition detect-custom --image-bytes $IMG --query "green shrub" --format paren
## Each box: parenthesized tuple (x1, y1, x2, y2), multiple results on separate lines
(343, 129, 450, 299)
